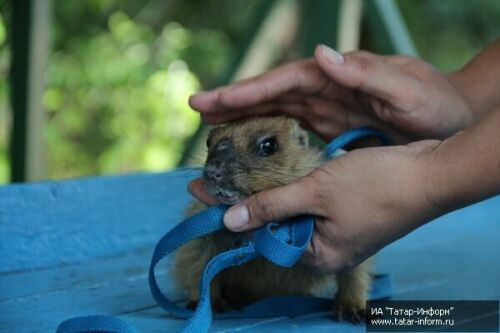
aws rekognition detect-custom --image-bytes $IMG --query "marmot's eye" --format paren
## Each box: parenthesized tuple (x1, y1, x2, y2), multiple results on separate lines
(257, 136, 278, 157)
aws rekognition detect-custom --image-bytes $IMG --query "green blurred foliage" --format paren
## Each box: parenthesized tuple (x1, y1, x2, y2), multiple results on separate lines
(0, 12, 9, 183)
(43, 3, 239, 178)
(44, 13, 206, 177)
(399, 0, 500, 72)
(0, 0, 499, 183)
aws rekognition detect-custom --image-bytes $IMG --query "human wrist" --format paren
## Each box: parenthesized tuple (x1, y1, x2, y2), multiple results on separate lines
(433, 108, 500, 210)
(409, 141, 454, 222)
(446, 69, 476, 127)
(448, 68, 476, 114)
(417, 126, 490, 216)
(448, 39, 500, 119)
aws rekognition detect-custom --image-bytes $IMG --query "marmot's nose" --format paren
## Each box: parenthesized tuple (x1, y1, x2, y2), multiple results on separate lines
(204, 164, 224, 183)
(205, 168, 222, 181)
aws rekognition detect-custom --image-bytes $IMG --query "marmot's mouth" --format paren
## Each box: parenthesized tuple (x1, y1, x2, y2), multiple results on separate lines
(209, 186, 244, 205)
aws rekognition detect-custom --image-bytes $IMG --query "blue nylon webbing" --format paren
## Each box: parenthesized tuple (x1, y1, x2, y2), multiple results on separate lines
(57, 127, 392, 333)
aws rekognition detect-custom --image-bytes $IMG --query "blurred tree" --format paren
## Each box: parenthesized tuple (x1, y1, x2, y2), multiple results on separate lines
(0, 10, 10, 183)
(44, 13, 203, 177)
(398, 0, 500, 71)
(40, 1, 259, 179)
(0, 0, 499, 183)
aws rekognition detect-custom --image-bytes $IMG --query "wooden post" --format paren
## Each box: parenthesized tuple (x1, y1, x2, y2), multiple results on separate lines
(337, 0, 363, 52)
(300, 0, 340, 56)
(300, 0, 340, 146)
(365, 0, 418, 56)
(9, 0, 50, 182)
(371, 0, 418, 56)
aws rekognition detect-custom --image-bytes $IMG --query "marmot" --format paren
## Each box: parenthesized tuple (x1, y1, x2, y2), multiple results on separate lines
(173, 116, 372, 322)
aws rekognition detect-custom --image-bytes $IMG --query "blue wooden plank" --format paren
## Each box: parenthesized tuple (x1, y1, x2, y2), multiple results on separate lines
(0, 169, 200, 273)
(1, 170, 499, 333)
(0, 269, 175, 332)
(236, 312, 364, 333)
(377, 197, 500, 300)
(0, 247, 151, 301)
(115, 307, 290, 333)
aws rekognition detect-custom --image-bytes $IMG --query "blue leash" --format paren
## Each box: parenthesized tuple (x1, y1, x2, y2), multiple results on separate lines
(57, 127, 391, 333)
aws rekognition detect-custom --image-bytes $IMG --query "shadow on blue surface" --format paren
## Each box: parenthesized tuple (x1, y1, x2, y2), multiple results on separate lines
(1, 169, 499, 332)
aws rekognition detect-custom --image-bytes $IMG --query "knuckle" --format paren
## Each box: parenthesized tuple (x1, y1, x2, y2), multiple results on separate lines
(397, 82, 425, 109)
(355, 56, 372, 75)
(305, 170, 333, 208)
(251, 193, 281, 222)
(309, 165, 336, 185)
(216, 89, 230, 110)
(387, 54, 414, 66)
(350, 52, 374, 73)
(349, 50, 373, 59)
(307, 167, 328, 186)
(344, 52, 378, 90)
(314, 187, 332, 209)
(309, 235, 344, 274)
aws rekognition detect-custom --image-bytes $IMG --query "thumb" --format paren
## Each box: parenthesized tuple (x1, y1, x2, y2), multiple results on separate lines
(188, 178, 220, 206)
(223, 178, 316, 232)
(314, 44, 410, 103)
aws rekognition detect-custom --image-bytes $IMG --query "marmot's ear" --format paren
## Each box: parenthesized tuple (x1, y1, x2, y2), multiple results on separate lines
(290, 120, 309, 148)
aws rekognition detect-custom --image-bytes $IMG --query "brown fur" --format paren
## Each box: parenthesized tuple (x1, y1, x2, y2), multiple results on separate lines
(173, 116, 372, 321)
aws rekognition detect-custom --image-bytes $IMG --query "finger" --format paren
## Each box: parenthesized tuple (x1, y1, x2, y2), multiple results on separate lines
(188, 178, 219, 206)
(223, 178, 318, 232)
(407, 139, 441, 149)
(314, 45, 414, 104)
(188, 87, 224, 113)
(302, 231, 346, 274)
(189, 59, 326, 113)
(201, 102, 308, 125)
(200, 104, 282, 124)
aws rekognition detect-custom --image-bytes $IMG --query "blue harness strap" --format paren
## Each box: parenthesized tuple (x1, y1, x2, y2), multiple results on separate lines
(56, 127, 392, 333)
(150, 211, 315, 333)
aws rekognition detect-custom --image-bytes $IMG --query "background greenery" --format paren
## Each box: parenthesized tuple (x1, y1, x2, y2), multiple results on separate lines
(0, 0, 499, 183)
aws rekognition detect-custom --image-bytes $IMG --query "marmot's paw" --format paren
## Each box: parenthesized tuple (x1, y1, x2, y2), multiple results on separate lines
(334, 304, 366, 324)
(212, 298, 239, 313)
(186, 297, 239, 313)
(186, 299, 198, 310)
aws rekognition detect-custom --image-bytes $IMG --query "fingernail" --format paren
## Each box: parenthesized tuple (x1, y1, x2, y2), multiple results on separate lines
(224, 205, 249, 231)
(188, 91, 208, 103)
(319, 45, 344, 64)
(189, 92, 200, 100)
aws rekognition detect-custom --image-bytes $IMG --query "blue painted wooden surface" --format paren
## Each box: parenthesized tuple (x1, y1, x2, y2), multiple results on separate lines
(1, 169, 499, 332)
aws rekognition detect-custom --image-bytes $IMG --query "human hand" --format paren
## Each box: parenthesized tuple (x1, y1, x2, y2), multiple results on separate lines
(189, 140, 446, 273)
(189, 45, 472, 141)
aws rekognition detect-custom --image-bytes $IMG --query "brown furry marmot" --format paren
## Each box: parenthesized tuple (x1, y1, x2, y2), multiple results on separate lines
(173, 116, 372, 322)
